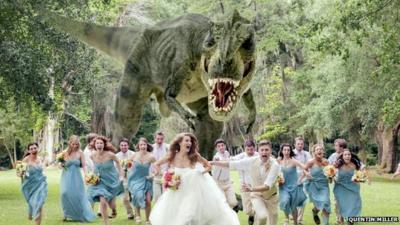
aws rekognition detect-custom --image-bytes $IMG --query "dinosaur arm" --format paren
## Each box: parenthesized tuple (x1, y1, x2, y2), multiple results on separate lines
(243, 89, 256, 133)
(164, 63, 196, 130)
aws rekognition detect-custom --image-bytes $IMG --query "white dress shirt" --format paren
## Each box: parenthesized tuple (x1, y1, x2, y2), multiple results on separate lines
(212, 150, 231, 182)
(151, 143, 169, 173)
(293, 149, 311, 174)
(83, 145, 94, 172)
(328, 152, 339, 165)
(230, 151, 259, 184)
(116, 150, 135, 161)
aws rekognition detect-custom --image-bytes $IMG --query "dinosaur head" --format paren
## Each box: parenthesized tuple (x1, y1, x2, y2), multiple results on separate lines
(200, 10, 256, 122)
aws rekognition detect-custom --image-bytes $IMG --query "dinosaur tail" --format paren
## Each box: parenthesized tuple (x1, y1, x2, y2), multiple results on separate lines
(42, 11, 141, 63)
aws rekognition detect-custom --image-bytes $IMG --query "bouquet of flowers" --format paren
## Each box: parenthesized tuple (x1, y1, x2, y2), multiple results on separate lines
(85, 172, 100, 185)
(16, 161, 28, 179)
(162, 169, 181, 191)
(276, 172, 285, 185)
(56, 151, 67, 170)
(323, 165, 337, 181)
(352, 170, 368, 183)
(120, 159, 133, 171)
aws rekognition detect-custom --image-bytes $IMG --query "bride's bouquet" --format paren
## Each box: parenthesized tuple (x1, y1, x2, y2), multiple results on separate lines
(162, 169, 181, 191)
(352, 170, 368, 183)
(323, 165, 337, 182)
(16, 161, 28, 179)
(85, 172, 100, 185)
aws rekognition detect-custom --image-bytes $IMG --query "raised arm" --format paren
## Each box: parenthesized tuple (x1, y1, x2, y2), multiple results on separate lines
(197, 155, 212, 174)
(153, 155, 170, 175)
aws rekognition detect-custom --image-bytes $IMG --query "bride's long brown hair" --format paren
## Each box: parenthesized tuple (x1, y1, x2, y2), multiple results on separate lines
(168, 133, 199, 165)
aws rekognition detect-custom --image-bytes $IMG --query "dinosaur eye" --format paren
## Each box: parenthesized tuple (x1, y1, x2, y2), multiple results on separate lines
(204, 34, 216, 48)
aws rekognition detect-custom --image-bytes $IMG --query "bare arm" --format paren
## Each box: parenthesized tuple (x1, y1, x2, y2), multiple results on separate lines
(153, 155, 169, 175)
(198, 155, 212, 174)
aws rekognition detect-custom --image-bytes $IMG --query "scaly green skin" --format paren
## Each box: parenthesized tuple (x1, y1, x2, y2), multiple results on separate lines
(44, 10, 257, 158)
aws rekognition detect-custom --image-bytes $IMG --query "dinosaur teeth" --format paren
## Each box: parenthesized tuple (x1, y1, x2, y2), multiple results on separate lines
(233, 80, 239, 88)
(208, 79, 213, 87)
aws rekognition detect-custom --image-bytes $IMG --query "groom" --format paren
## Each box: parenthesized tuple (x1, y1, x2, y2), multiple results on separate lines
(211, 140, 279, 225)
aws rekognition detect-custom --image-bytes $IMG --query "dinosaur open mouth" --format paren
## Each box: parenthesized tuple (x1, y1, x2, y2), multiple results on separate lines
(208, 78, 240, 112)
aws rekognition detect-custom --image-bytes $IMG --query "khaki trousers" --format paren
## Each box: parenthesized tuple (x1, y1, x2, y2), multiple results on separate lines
(251, 193, 278, 225)
(216, 180, 238, 208)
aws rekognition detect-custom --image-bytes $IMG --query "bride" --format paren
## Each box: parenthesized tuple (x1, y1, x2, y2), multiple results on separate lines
(149, 133, 240, 225)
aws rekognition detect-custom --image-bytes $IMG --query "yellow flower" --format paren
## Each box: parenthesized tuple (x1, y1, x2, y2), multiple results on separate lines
(323, 165, 337, 178)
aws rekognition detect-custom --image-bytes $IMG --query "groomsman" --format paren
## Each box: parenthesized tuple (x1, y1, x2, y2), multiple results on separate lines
(231, 140, 259, 225)
(116, 138, 135, 220)
(151, 131, 169, 202)
(293, 137, 311, 225)
(212, 140, 279, 225)
(328, 138, 347, 165)
(211, 139, 238, 209)
(83, 133, 97, 172)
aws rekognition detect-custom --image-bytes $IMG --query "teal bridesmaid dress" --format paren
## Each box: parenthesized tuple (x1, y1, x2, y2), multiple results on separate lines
(21, 165, 48, 220)
(128, 162, 153, 208)
(279, 165, 307, 214)
(87, 159, 124, 203)
(333, 168, 361, 219)
(304, 166, 331, 212)
(61, 159, 96, 222)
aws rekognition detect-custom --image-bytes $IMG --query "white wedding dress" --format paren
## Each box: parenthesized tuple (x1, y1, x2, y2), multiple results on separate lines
(149, 163, 240, 225)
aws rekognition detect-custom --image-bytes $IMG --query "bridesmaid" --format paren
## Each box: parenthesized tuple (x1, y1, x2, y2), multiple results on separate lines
(278, 143, 307, 225)
(333, 149, 362, 225)
(128, 137, 156, 225)
(20, 142, 48, 225)
(304, 144, 331, 225)
(87, 136, 124, 225)
(60, 135, 96, 222)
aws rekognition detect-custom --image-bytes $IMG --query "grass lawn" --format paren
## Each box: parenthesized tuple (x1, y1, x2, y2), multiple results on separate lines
(0, 168, 399, 225)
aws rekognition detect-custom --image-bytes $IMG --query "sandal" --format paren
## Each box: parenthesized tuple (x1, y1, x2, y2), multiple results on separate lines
(136, 217, 142, 224)
(108, 210, 117, 219)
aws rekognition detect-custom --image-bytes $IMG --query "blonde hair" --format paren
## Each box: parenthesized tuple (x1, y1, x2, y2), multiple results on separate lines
(311, 143, 324, 157)
(66, 135, 80, 155)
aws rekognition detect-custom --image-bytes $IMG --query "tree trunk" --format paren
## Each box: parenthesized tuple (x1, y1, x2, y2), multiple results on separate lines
(375, 123, 384, 164)
(13, 138, 17, 166)
(91, 91, 107, 135)
(377, 121, 400, 173)
(4, 143, 15, 168)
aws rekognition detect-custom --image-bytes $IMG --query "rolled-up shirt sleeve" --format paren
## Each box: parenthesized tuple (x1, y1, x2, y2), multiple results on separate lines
(264, 161, 279, 188)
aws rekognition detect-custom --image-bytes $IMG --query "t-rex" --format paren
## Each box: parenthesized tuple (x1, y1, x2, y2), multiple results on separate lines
(43, 10, 257, 158)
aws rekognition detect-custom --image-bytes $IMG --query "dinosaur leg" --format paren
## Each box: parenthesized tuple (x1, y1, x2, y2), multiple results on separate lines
(112, 72, 152, 145)
(242, 89, 256, 134)
(188, 97, 224, 159)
